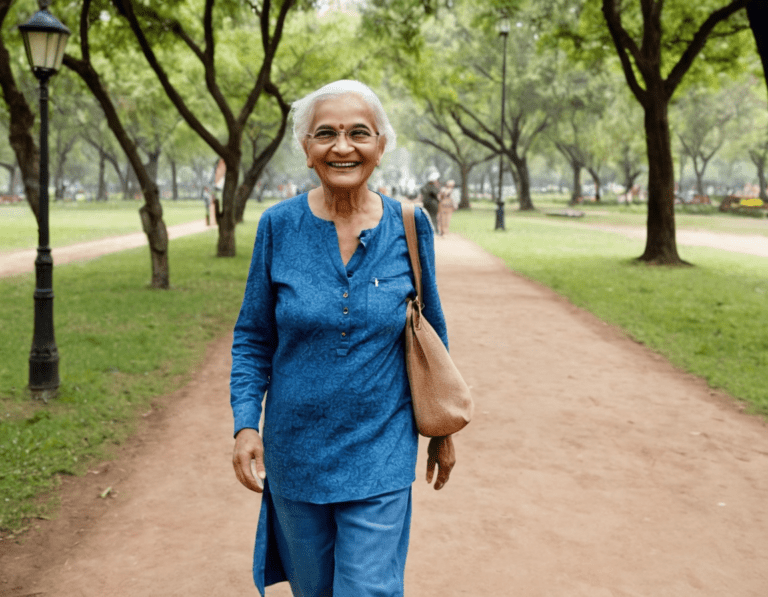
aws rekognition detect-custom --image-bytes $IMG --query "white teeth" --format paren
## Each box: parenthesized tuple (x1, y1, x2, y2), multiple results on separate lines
(329, 162, 357, 167)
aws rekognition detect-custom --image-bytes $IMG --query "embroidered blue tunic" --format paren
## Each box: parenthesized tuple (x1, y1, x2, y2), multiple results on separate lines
(230, 192, 448, 505)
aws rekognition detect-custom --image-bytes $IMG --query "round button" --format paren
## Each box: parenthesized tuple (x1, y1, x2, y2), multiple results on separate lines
(343, 292, 348, 298)
(341, 332, 346, 337)
(343, 307, 349, 314)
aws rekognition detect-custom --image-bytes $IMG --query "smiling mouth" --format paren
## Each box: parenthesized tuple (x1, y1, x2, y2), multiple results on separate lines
(327, 162, 361, 168)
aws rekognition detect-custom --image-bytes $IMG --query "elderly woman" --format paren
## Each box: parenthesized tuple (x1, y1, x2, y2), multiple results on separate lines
(230, 80, 457, 597)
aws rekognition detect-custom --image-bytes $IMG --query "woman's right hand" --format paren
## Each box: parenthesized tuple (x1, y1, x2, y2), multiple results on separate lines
(233, 428, 266, 493)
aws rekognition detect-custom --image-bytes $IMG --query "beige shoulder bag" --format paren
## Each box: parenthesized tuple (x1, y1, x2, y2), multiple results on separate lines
(402, 202, 473, 437)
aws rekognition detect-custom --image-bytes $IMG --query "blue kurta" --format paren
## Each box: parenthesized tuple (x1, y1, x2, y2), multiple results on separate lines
(230, 192, 448, 504)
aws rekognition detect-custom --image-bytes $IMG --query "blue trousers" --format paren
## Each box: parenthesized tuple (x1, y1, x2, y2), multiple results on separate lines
(269, 486, 412, 597)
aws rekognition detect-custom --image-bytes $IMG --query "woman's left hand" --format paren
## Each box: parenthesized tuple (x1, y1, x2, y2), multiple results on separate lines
(426, 435, 456, 490)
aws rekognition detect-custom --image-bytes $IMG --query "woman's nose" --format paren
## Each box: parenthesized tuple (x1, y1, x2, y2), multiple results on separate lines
(334, 132, 354, 152)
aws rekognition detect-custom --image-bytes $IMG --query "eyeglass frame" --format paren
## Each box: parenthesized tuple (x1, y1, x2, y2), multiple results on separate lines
(305, 126, 381, 146)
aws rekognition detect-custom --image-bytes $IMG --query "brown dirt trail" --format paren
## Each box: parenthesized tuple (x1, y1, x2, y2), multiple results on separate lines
(2, 232, 768, 596)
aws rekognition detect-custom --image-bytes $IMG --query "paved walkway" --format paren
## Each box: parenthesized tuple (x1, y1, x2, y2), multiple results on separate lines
(3, 233, 768, 596)
(0, 220, 211, 277)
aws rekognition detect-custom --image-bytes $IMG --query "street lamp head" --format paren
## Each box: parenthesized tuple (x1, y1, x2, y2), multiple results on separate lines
(497, 16, 511, 37)
(19, 6, 70, 77)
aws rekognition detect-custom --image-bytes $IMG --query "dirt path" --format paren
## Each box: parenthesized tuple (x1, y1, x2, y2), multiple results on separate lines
(0, 220, 211, 277)
(581, 222, 768, 258)
(2, 232, 768, 596)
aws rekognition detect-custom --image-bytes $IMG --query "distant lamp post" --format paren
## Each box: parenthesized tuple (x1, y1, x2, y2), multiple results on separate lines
(19, 1, 70, 398)
(495, 16, 510, 231)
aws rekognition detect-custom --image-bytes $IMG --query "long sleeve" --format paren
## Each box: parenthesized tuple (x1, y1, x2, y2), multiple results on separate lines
(413, 206, 449, 350)
(230, 214, 278, 437)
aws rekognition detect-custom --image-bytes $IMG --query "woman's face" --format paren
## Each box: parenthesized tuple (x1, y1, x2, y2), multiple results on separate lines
(304, 93, 386, 193)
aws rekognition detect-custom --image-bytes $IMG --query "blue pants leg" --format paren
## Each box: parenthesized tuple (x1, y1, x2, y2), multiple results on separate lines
(270, 486, 412, 597)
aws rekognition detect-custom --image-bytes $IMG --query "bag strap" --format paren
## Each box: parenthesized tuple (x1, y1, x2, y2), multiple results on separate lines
(401, 202, 423, 309)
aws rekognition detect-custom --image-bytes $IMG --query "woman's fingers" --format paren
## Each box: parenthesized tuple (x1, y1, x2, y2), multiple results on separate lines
(426, 435, 456, 491)
(233, 428, 266, 493)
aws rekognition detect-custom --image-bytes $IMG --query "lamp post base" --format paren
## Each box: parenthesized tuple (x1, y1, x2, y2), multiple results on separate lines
(29, 355, 59, 400)
(494, 201, 506, 231)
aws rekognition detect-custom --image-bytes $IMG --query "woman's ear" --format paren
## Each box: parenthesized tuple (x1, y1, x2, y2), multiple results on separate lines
(304, 143, 314, 169)
(376, 138, 387, 166)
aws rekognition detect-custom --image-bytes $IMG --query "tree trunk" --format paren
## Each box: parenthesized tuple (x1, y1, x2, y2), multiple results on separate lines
(122, 162, 132, 200)
(145, 149, 161, 185)
(695, 167, 705, 198)
(751, 151, 768, 201)
(588, 168, 601, 202)
(8, 162, 16, 195)
(139, 203, 169, 287)
(569, 162, 582, 205)
(217, 158, 240, 257)
(640, 94, 686, 265)
(170, 159, 178, 200)
(234, 182, 252, 224)
(678, 152, 686, 192)
(458, 162, 471, 209)
(54, 135, 76, 201)
(97, 150, 107, 201)
(514, 158, 535, 211)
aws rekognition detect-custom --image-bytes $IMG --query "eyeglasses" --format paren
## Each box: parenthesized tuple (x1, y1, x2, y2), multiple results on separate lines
(306, 128, 380, 146)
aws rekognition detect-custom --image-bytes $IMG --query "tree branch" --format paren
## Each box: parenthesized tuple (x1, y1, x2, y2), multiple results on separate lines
(665, 0, 750, 95)
(602, 0, 647, 104)
(110, 0, 227, 155)
(238, 0, 295, 128)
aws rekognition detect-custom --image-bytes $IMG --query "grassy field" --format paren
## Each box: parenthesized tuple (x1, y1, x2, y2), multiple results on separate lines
(493, 193, 768, 236)
(0, 199, 208, 252)
(1, 195, 767, 535)
(0, 203, 267, 535)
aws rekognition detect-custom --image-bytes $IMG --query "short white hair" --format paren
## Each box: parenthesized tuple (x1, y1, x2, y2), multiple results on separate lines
(291, 80, 397, 154)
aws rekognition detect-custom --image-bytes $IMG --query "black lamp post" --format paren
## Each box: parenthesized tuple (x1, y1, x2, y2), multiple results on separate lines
(19, 1, 70, 398)
(495, 16, 510, 231)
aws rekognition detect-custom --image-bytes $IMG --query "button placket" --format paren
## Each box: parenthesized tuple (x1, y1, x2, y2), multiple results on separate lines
(337, 283, 351, 354)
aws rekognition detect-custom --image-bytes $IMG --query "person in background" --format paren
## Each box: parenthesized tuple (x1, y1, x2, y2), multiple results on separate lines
(420, 171, 441, 231)
(230, 79, 457, 597)
(438, 179, 456, 235)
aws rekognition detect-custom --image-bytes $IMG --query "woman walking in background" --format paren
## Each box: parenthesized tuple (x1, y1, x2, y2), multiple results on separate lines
(438, 179, 456, 235)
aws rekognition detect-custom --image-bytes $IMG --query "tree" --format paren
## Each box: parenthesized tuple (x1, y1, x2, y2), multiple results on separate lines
(673, 83, 738, 198)
(550, 70, 613, 204)
(0, 0, 40, 220)
(80, 109, 127, 201)
(600, 0, 754, 264)
(417, 101, 495, 209)
(111, 0, 295, 257)
(749, 138, 768, 200)
(63, 0, 172, 288)
(450, 17, 561, 211)
(725, 76, 768, 199)
(608, 91, 647, 197)
(746, 0, 768, 98)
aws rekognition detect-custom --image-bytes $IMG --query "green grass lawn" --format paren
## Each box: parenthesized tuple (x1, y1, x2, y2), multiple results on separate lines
(490, 194, 768, 236)
(451, 204, 768, 419)
(0, 199, 209, 252)
(1, 196, 767, 535)
(0, 203, 268, 535)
